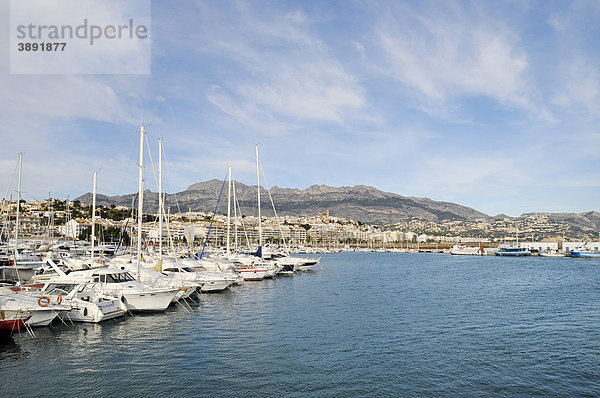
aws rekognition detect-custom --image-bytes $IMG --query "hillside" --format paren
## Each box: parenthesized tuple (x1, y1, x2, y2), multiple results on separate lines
(75, 181, 600, 236)
(75, 180, 489, 224)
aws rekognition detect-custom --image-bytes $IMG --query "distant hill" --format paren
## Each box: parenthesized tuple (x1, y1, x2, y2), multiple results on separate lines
(75, 181, 599, 234)
(521, 211, 600, 234)
(75, 179, 489, 224)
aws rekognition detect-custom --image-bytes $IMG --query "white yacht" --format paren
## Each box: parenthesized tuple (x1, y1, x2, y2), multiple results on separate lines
(0, 287, 69, 327)
(177, 258, 240, 291)
(237, 263, 268, 281)
(40, 281, 127, 323)
(269, 252, 320, 272)
(109, 257, 199, 302)
(161, 263, 237, 292)
(46, 267, 177, 312)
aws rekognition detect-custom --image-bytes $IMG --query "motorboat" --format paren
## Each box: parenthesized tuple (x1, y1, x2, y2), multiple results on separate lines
(237, 263, 268, 281)
(41, 266, 178, 312)
(109, 257, 199, 302)
(449, 245, 484, 256)
(0, 308, 29, 338)
(40, 281, 127, 323)
(539, 250, 565, 257)
(0, 287, 69, 327)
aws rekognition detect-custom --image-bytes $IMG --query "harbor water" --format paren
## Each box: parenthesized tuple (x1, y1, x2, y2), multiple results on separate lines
(2, 252, 600, 396)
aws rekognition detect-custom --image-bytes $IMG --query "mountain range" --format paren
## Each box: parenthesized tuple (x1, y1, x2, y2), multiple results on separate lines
(75, 180, 600, 232)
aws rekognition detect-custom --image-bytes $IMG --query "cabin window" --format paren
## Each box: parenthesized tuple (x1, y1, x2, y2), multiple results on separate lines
(47, 284, 73, 295)
(122, 272, 135, 282)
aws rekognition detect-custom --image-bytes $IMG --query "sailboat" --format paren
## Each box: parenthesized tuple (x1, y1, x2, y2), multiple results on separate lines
(237, 146, 270, 281)
(0, 154, 39, 283)
(112, 126, 192, 304)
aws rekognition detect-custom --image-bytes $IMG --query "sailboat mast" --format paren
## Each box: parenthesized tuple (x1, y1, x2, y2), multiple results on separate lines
(129, 195, 135, 261)
(158, 138, 163, 260)
(14, 153, 22, 266)
(136, 125, 145, 279)
(91, 172, 97, 265)
(233, 181, 238, 250)
(227, 165, 231, 258)
(256, 145, 262, 252)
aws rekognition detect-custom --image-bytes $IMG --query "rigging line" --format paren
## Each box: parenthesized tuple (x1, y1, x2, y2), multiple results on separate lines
(143, 132, 163, 225)
(115, 130, 139, 197)
(233, 181, 251, 248)
(198, 174, 227, 260)
(157, 189, 174, 254)
(161, 147, 183, 215)
(0, 158, 18, 239)
(2, 157, 18, 205)
(144, 132, 161, 196)
(259, 162, 290, 254)
(151, 142, 175, 253)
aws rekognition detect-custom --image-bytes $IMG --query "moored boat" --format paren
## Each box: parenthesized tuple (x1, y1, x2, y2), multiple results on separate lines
(569, 250, 600, 258)
(449, 245, 484, 256)
(494, 246, 531, 256)
(0, 309, 29, 338)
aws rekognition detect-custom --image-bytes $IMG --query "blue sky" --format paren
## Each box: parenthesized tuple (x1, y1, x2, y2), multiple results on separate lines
(1, 0, 599, 217)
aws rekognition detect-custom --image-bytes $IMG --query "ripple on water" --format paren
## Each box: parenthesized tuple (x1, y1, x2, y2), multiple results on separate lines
(3, 253, 600, 396)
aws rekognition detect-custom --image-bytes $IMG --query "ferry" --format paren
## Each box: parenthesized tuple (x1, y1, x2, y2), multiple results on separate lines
(494, 246, 531, 257)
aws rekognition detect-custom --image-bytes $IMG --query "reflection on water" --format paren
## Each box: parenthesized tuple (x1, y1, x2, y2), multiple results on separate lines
(0, 338, 26, 362)
(2, 253, 600, 396)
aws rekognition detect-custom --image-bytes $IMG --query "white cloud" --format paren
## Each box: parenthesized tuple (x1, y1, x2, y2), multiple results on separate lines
(370, 2, 541, 118)
(192, 2, 365, 134)
(206, 85, 295, 136)
(2, 76, 134, 123)
(424, 154, 527, 187)
(552, 58, 600, 118)
(236, 62, 364, 124)
(548, 14, 568, 32)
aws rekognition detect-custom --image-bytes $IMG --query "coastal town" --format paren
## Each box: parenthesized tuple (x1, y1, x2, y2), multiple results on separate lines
(3, 197, 599, 251)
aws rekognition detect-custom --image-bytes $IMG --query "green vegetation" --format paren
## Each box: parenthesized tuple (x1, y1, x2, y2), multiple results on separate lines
(79, 225, 130, 244)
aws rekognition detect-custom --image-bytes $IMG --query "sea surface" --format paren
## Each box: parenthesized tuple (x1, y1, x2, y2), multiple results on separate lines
(2, 252, 600, 397)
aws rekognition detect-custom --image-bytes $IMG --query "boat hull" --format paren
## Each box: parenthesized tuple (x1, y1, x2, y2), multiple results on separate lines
(200, 280, 232, 292)
(570, 251, 600, 258)
(27, 309, 61, 327)
(62, 300, 127, 323)
(121, 290, 176, 312)
(494, 252, 531, 257)
(0, 318, 28, 337)
(238, 268, 267, 281)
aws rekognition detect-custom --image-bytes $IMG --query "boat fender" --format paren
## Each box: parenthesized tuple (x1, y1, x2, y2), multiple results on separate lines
(56, 294, 63, 305)
(121, 296, 126, 303)
(38, 296, 50, 307)
(83, 308, 88, 317)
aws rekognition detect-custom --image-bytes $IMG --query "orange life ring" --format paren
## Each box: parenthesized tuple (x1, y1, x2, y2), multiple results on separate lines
(56, 294, 63, 305)
(38, 296, 50, 307)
